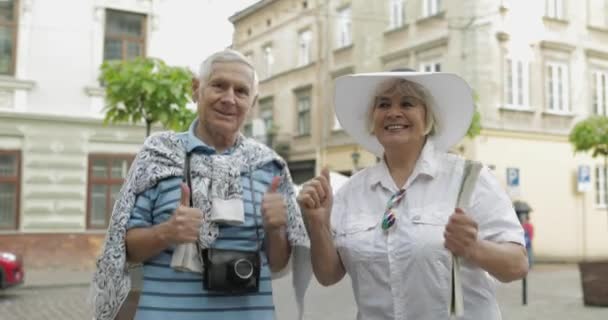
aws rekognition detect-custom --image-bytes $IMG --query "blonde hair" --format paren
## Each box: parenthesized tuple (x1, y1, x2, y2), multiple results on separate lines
(367, 78, 436, 135)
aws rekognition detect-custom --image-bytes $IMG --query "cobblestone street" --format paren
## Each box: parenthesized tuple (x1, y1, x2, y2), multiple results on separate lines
(0, 286, 91, 320)
(1, 264, 607, 320)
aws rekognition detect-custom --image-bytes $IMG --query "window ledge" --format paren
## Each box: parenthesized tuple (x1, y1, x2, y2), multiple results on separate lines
(541, 110, 576, 117)
(0, 76, 35, 90)
(333, 44, 354, 54)
(417, 11, 446, 25)
(384, 24, 409, 36)
(499, 106, 535, 113)
(587, 25, 608, 33)
(294, 133, 311, 139)
(543, 16, 569, 25)
(84, 86, 105, 97)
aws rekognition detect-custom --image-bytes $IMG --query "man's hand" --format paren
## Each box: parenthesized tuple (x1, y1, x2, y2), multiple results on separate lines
(261, 177, 288, 232)
(297, 168, 333, 226)
(160, 183, 204, 245)
(443, 208, 479, 259)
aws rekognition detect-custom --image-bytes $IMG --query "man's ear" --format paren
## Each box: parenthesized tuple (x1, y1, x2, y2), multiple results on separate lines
(191, 77, 200, 102)
(251, 95, 259, 109)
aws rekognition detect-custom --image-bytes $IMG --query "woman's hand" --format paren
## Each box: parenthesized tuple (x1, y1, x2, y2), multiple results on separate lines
(443, 208, 479, 259)
(297, 168, 333, 226)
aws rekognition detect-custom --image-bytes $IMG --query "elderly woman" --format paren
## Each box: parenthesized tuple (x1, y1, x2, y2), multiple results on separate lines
(297, 71, 528, 320)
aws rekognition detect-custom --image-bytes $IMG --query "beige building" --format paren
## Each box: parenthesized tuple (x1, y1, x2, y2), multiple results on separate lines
(0, 0, 221, 268)
(230, 0, 608, 261)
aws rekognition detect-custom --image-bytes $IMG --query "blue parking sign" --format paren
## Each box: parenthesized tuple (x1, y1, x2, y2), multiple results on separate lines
(507, 168, 520, 187)
(578, 165, 591, 192)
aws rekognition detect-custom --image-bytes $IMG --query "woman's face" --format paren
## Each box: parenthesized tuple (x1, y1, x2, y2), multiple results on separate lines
(371, 89, 428, 152)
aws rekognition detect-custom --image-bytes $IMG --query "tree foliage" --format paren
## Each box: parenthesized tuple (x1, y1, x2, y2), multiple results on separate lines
(569, 116, 608, 158)
(99, 57, 195, 136)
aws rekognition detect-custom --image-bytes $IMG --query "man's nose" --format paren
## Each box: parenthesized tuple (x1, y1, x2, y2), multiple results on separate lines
(220, 87, 236, 104)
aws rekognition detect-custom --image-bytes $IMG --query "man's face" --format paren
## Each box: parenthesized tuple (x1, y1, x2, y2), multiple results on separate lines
(197, 61, 256, 138)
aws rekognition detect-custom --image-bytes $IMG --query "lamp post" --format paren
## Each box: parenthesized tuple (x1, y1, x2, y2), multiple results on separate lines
(351, 148, 360, 173)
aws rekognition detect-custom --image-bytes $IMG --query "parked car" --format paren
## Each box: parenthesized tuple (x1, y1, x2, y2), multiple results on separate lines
(0, 251, 24, 289)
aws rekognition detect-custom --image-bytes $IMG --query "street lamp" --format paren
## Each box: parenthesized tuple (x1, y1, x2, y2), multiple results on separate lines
(351, 148, 360, 172)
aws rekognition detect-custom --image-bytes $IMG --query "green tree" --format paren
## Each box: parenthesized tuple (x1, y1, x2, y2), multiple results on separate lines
(99, 57, 194, 136)
(569, 116, 608, 241)
(466, 92, 482, 139)
(569, 116, 608, 160)
(466, 108, 482, 139)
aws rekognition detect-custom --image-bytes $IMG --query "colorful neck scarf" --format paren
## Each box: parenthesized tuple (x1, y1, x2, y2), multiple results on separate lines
(381, 189, 406, 230)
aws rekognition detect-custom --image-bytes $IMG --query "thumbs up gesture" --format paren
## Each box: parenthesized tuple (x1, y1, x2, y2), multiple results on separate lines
(297, 168, 333, 225)
(261, 177, 288, 232)
(163, 183, 204, 245)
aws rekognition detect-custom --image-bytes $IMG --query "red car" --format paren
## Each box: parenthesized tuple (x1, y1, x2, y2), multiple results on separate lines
(0, 251, 24, 289)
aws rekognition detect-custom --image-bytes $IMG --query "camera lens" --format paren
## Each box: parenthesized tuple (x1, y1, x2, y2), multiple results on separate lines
(233, 258, 254, 280)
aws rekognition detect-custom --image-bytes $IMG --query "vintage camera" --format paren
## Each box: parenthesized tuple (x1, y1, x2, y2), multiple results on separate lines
(201, 248, 261, 294)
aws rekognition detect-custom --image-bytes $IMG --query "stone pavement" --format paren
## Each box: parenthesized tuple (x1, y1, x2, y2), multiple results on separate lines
(1, 263, 607, 319)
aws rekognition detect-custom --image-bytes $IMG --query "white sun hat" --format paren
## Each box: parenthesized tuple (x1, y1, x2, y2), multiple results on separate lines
(334, 72, 475, 156)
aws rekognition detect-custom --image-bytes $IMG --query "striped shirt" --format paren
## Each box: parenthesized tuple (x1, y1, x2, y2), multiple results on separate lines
(126, 127, 280, 320)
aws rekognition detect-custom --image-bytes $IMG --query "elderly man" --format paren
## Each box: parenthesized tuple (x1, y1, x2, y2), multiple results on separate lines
(90, 49, 309, 320)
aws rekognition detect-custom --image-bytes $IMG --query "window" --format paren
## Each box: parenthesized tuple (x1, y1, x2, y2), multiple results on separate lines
(592, 70, 608, 116)
(259, 98, 274, 134)
(0, 0, 18, 75)
(263, 44, 274, 78)
(104, 10, 146, 61)
(298, 29, 312, 66)
(545, 0, 564, 19)
(423, 0, 441, 17)
(546, 62, 570, 112)
(505, 58, 530, 108)
(389, 0, 405, 29)
(588, 0, 608, 28)
(87, 154, 134, 229)
(296, 91, 311, 135)
(419, 61, 441, 72)
(0, 150, 20, 230)
(336, 6, 352, 48)
(596, 165, 607, 207)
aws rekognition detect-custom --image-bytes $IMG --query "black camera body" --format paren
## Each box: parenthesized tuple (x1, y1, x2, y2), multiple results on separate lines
(201, 248, 261, 294)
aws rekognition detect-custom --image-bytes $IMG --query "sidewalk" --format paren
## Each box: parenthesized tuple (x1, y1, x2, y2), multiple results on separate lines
(22, 268, 94, 289)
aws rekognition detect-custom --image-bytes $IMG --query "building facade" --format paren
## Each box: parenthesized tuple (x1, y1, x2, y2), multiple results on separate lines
(0, 0, 208, 268)
(230, 0, 608, 260)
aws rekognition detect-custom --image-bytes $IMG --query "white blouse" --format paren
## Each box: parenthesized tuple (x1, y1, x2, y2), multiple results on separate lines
(331, 141, 524, 320)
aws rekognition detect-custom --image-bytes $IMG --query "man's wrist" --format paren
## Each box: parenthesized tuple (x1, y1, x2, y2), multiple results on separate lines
(153, 223, 173, 246)
(264, 225, 287, 237)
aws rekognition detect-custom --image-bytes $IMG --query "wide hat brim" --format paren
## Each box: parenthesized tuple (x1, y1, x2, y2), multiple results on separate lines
(334, 72, 474, 156)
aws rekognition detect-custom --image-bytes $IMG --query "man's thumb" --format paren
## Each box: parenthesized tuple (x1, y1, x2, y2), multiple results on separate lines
(269, 176, 281, 192)
(321, 167, 330, 183)
(180, 182, 191, 206)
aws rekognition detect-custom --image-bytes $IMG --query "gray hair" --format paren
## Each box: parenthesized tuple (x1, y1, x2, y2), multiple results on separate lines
(198, 49, 259, 96)
(367, 78, 436, 135)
